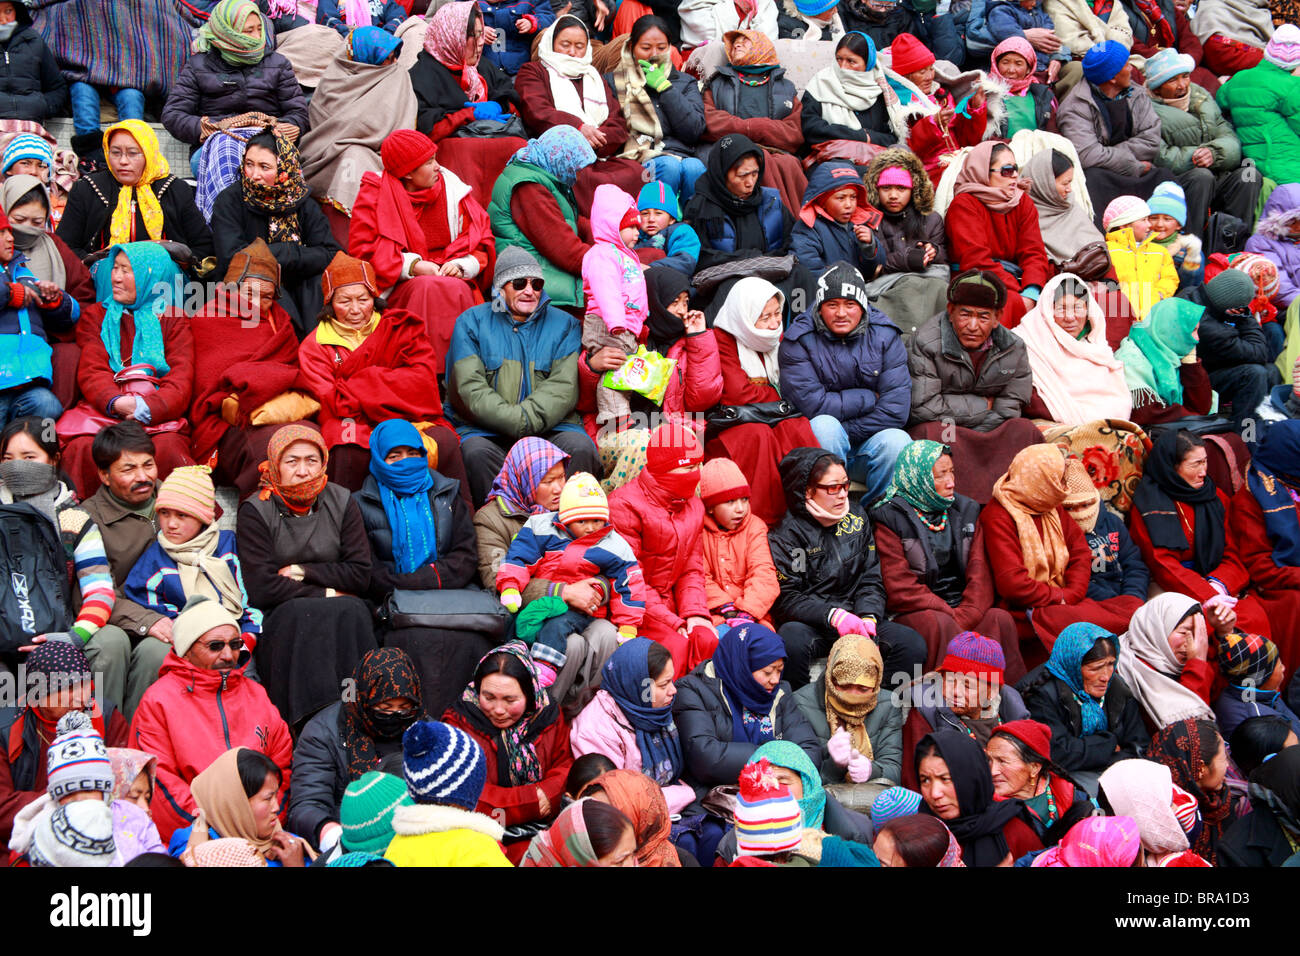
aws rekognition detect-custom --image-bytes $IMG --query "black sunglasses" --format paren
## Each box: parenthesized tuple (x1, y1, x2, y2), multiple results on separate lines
(991, 163, 1019, 177)
(203, 638, 245, 654)
(509, 277, 545, 291)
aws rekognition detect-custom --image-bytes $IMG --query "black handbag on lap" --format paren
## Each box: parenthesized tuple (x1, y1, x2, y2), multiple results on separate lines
(380, 587, 509, 637)
(704, 400, 802, 442)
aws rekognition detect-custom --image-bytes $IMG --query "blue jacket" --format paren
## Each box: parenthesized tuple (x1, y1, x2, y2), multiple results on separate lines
(986, 1, 1072, 69)
(962, 0, 999, 55)
(479, 0, 556, 75)
(0, 253, 78, 391)
(1213, 689, 1300, 741)
(778, 296, 911, 445)
(790, 162, 887, 278)
(1083, 507, 1150, 602)
(168, 824, 305, 865)
(122, 529, 263, 637)
(316, 0, 406, 33)
(687, 186, 790, 267)
(635, 221, 701, 276)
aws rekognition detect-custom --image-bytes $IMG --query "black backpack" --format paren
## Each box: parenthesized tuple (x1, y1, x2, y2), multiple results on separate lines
(0, 503, 71, 655)
(1203, 211, 1249, 259)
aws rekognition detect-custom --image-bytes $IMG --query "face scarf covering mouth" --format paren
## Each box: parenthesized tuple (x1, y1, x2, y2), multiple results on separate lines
(368, 419, 438, 574)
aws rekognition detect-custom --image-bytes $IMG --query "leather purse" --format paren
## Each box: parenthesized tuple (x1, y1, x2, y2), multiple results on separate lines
(704, 400, 802, 442)
(380, 587, 510, 637)
(1055, 241, 1112, 282)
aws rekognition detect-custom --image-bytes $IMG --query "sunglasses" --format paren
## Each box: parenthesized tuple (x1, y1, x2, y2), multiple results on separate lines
(509, 277, 545, 292)
(991, 163, 1019, 177)
(813, 481, 851, 495)
(202, 638, 245, 654)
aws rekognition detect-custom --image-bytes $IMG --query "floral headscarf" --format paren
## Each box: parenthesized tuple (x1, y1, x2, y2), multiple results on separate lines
(340, 648, 427, 781)
(1149, 719, 1233, 863)
(102, 120, 169, 246)
(457, 641, 557, 787)
(884, 439, 954, 522)
(193, 0, 268, 66)
(108, 748, 157, 802)
(423, 1, 487, 101)
(822, 635, 882, 760)
(241, 127, 309, 243)
(485, 437, 569, 516)
(725, 29, 780, 85)
(512, 126, 597, 187)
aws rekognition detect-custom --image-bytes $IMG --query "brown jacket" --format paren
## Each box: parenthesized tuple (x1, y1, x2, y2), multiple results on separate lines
(907, 312, 1032, 432)
(472, 497, 573, 608)
(79, 486, 163, 637)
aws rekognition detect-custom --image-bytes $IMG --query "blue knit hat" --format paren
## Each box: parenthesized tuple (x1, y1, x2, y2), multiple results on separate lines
(871, 786, 924, 824)
(341, 771, 412, 853)
(1148, 181, 1187, 226)
(1143, 48, 1194, 92)
(402, 720, 487, 809)
(794, 0, 839, 15)
(2, 133, 54, 176)
(1082, 40, 1129, 84)
(637, 180, 680, 219)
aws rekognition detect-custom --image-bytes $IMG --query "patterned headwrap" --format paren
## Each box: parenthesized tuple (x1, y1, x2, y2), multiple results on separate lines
(513, 126, 597, 187)
(1229, 251, 1281, 322)
(257, 423, 330, 514)
(1046, 622, 1117, 735)
(521, 799, 599, 866)
(102, 121, 169, 246)
(725, 30, 779, 85)
(585, 769, 679, 866)
(423, 1, 487, 101)
(348, 25, 402, 66)
(94, 241, 181, 375)
(884, 439, 954, 522)
(485, 437, 570, 516)
(460, 641, 556, 787)
(822, 635, 882, 760)
(1218, 631, 1280, 688)
(241, 127, 310, 243)
(991, 444, 1070, 587)
(108, 748, 157, 802)
(341, 648, 428, 781)
(193, 0, 268, 66)
(1148, 719, 1233, 863)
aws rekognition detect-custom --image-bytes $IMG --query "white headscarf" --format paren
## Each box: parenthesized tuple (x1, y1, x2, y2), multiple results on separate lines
(1116, 593, 1216, 729)
(803, 63, 888, 131)
(712, 277, 785, 389)
(536, 16, 609, 127)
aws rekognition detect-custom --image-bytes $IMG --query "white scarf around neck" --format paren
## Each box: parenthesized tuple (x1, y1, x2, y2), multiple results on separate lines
(712, 276, 785, 389)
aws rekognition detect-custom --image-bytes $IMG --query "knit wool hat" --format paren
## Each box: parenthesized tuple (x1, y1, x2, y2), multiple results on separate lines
(341, 771, 412, 854)
(321, 251, 379, 302)
(493, 244, 545, 293)
(619, 206, 641, 231)
(402, 720, 487, 809)
(1203, 269, 1256, 312)
(1143, 48, 1195, 91)
(794, 0, 838, 14)
(1147, 182, 1187, 226)
(29, 801, 115, 868)
(46, 711, 115, 804)
(638, 181, 681, 218)
(558, 471, 609, 526)
(1082, 40, 1129, 84)
(1103, 195, 1150, 232)
(645, 423, 704, 476)
(1230, 252, 1281, 298)
(1264, 23, 1300, 70)
(993, 719, 1053, 762)
(224, 237, 281, 288)
(1219, 631, 1280, 686)
(871, 786, 923, 824)
(938, 631, 1006, 681)
(172, 594, 242, 659)
(947, 269, 1007, 310)
(734, 759, 804, 856)
(890, 33, 935, 75)
(381, 129, 438, 179)
(1, 133, 54, 175)
(155, 465, 216, 526)
(700, 457, 751, 509)
(877, 165, 914, 189)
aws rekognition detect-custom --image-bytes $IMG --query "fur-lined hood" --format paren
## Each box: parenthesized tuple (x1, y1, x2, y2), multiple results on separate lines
(1254, 183, 1300, 239)
(391, 803, 506, 841)
(864, 147, 934, 214)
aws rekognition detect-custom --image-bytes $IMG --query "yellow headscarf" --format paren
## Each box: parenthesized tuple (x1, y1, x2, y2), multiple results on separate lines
(102, 119, 170, 246)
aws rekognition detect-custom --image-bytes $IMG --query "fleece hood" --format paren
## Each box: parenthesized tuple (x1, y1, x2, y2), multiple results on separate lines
(590, 182, 638, 250)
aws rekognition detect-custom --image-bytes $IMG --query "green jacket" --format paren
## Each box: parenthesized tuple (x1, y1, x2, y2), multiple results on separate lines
(1150, 83, 1242, 174)
(1216, 61, 1300, 186)
(488, 160, 583, 309)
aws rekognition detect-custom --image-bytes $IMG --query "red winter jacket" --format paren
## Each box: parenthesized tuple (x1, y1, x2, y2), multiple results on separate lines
(129, 654, 293, 843)
(979, 500, 1091, 611)
(75, 303, 195, 423)
(945, 192, 1052, 303)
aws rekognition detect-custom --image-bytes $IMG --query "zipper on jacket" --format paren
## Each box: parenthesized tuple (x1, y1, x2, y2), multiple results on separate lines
(217, 672, 231, 748)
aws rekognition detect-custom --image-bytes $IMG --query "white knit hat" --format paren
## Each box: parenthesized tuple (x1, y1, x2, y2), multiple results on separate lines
(45, 711, 114, 804)
(29, 801, 116, 867)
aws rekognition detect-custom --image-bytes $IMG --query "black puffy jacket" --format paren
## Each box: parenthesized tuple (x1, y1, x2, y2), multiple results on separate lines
(1017, 663, 1150, 774)
(161, 49, 309, 147)
(0, 14, 65, 121)
(287, 701, 349, 844)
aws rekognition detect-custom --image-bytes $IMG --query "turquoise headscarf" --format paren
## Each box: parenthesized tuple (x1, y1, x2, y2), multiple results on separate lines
(753, 739, 826, 829)
(94, 242, 181, 375)
(1045, 623, 1117, 736)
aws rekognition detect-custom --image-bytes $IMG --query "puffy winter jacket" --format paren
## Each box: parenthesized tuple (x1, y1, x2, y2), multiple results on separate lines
(790, 161, 887, 278)
(907, 311, 1031, 430)
(1245, 184, 1300, 308)
(601, 65, 706, 160)
(285, 701, 350, 845)
(791, 675, 903, 784)
(1183, 282, 1273, 374)
(1107, 225, 1179, 319)
(685, 185, 791, 267)
(0, 251, 78, 391)
(840, 0, 965, 66)
(582, 185, 648, 337)
(121, 529, 263, 637)
(1083, 506, 1149, 602)
(671, 658, 824, 786)
(130, 652, 294, 842)
(1056, 81, 1162, 176)
(161, 49, 310, 147)
(702, 510, 780, 627)
(0, 16, 66, 120)
(703, 63, 803, 156)
(384, 803, 511, 866)
(1216, 60, 1300, 187)
(986, 0, 1072, 69)
(1149, 83, 1242, 174)
(1017, 663, 1149, 773)
(479, 0, 556, 75)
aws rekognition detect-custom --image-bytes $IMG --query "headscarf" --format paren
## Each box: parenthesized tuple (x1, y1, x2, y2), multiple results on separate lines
(512, 126, 596, 187)
(1063, 456, 1101, 534)
(1023, 149, 1103, 263)
(193, 0, 268, 66)
(340, 648, 427, 781)
(458, 641, 558, 788)
(753, 739, 826, 830)
(485, 437, 570, 516)
(916, 729, 1023, 867)
(586, 770, 678, 866)
(953, 142, 1028, 215)
(257, 423, 329, 514)
(348, 25, 402, 65)
(108, 748, 157, 802)
(644, 267, 690, 355)
(989, 37, 1037, 95)
(1117, 593, 1216, 727)
(822, 635, 882, 760)
(1, 174, 64, 288)
(939, 826, 965, 866)
(368, 419, 438, 574)
(521, 799, 599, 866)
(423, 1, 487, 102)
(1099, 759, 1191, 858)
(725, 29, 780, 85)
(1131, 428, 1226, 575)
(241, 128, 309, 243)
(190, 749, 280, 861)
(1115, 296, 1204, 409)
(712, 277, 784, 388)
(1246, 420, 1300, 567)
(689, 133, 769, 253)
(1031, 815, 1142, 867)
(990, 444, 1070, 587)
(884, 439, 953, 521)
(803, 34, 885, 130)
(712, 622, 786, 745)
(102, 121, 169, 246)
(1045, 622, 1116, 735)
(600, 637, 684, 785)
(1248, 746, 1300, 849)
(537, 17, 609, 127)
(94, 241, 180, 375)
(1149, 719, 1232, 863)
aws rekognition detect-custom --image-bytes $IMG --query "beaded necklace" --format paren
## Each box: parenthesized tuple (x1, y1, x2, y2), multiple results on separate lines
(913, 504, 948, 533)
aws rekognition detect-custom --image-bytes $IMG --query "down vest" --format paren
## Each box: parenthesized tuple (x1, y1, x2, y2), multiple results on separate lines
(1216, 60, 1300, 187)
(162, 49, 310, 147)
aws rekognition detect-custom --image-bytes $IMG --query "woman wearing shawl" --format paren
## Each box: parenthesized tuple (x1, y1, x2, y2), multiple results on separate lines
(1014, 273, 1133, 425)
(107, 747, 165, 866)
(210, 127, 341, 336)
(801, 32, 898, 152)
(521, 797, 638, 866)
(709, 276, 816, 525)
(56, 121, 213, 268)
(2, 175, 93, 304)
(1129, 428, 1273, 640)
(914, 727, 1042, 866)
(987, 37, 1058, 138)
(349, 129, 495, 369)
(872, 439, 1022, 678)
(944, 141, 1051, 328)
(355, 418, 484, 716)
(1115, 295, 1213, 426)
(1098, 758, 1211, 866)
(1023, 148, 1104, 265)
(577, 768, 681, 866)
(57, 242, 197, 498)
(1115, 593, 1221, 730)
(162, 0, 309, 150)
(300, 26, 418, 215)
(1220, 745, 1300, 867)
(236, 423, 377, 729)
(682, 132, 793, 271)
(671, 622, 823, 787)
(1149, 717, 1234, 864)
(443, 641, 574, 864)
(296, 252, 466, 497)
(986, 719, 1093, 843)
(287, 647, 426, 851)
(1030, 814, 1142, 866)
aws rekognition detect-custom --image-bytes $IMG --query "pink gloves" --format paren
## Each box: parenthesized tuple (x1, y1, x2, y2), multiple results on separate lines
(828, 728, 873, 783)
(829, 608, 876, 639)
(847, 751, 873, 783)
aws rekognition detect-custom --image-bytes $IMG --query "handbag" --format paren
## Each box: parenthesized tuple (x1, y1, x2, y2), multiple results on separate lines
(455, 116, 527, 139)
(1054, 240, 1112, 282)
(56, 364, 187, 440)
(380, 586, 510, 637)
(704, 400, 802, 442)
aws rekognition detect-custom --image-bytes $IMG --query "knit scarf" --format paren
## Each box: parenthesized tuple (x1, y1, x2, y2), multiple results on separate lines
(2, 176, 64, 288)
(803, 63, 887, 131)
(612, 43, 665, 162)
(1116, 296, 1202, 408)
(156, 520, 246, 618)
(340, 648, 427, 781)
(193, 0, 268, 66)
(459, 641, 556, 787)
(1246, 421, 1300, 567)
(884, 438, 953, 523)
(804, 492, 850, 524)
(1045, 622, 1112, 735)
(991, 445, 1070, 587)
(953, 141, 1029, 215)
(0, 461, 61, 528)
(368, 419, 438, 575)
(537, 17, 609, 127)
(423, 1, 487, 102)
(711, 277, 784, 388)
(823, 635, 882, 759)
(1131, 429, 1225, 575)
(691, 133, 770, 253)
(103, 121, 169, 246)
(241, 129, 309, 243)
(95, 241, 179, 376)
(257, 423, 330, 515)
(1117, 593, 1216, 727)
(600, 637, 684, 785)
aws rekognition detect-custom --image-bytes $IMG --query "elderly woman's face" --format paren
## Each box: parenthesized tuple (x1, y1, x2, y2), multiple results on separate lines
(241, 10, 264, 40)
(238, 277, 276, 319)
(730, 33, 754, 60)
(986, 735, 1040, 799)
(110, 251, 136, 305)
(932, 453, 955, 500)
(553, 24, 589, 57)
(533, 461, 567, 512)
(1175, 445, 1208, 489)
(107, 131, 146, 187)
(331, 282, 374, 329)
(943, 669, 994, 716)
(918, 754, 959, 820)
(1051, 291, 1090, 337)
(1155, 72, 1191, 102)
(243, 144, 278, 188)
(278, 439, 323, 485)
(725, 156, 761, 200)
(666, 290, 689, 320)
(755, 295, 782, 331)
(996, 51, 1031, 80)
(1080, 652, 1115, 698)
(904, 65, 934, 92)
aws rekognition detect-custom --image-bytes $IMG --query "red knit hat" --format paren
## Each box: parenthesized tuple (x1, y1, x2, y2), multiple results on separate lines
(699, 457, 750, 509)
(993, 719, 1052, 763)
(619, 206, 641, 231)
(380, 129, 438, 179)
(645, 424, 703, 476)
(890, 33, 935, 75)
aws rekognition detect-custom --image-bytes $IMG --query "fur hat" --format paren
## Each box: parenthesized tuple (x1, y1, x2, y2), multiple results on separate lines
(223, 237, 281, 288)
(321, 251, 379, 302)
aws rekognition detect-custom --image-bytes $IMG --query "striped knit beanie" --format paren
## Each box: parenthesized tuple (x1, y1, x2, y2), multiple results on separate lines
(939, 631, 1005, 681)
(734, 759, 803, 856)
(637, 180, 680, 219)
(871, 786, 923, 824)
(46, 712, 115, 804)
(557, 472, 609, 526)
(1, 133, 54, 176)
(1230, 252, 1281, 298)
(402, 720, 487, 809)
(155, 465, 216, 525)
(1264, 24, 1300, 71)
(341, 771, 412, 854)
(1103, 195, 1150, 232)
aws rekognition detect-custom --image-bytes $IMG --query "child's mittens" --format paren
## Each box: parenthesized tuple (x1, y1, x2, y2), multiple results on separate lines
(500, 588, 522, 613)
(827, 727, 854, 767)
(617, 624, 638, 644)
(535, 661, 558, 688)
(829, 607, 876, 638)
(847, 750, 873, 784)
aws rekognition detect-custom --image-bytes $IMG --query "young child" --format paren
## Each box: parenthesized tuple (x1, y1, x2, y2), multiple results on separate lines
(1147, 182, 1204, 290)
(1103, 196, 1179, 319)
(987, 37, 1059, 137)
(1245, 184, 1300, 314)
(634, 181, 701, 277)
(1062, 457, 1148, 614)
(479, 0, 557, 75)
(497, 471, 646, 686)
(887, 33, 988, 187)
(562, 752, 617, 806)
(108, 747, 167, 866)
(985, 0, 1070, 82)
(581, 183, 648, 426)
(790, 160, 886, 277)
(700, 458, 780, 631)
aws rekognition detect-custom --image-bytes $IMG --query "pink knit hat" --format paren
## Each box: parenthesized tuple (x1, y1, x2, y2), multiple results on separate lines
(1264, 24, 1300, 71)
(155, 465, 216, 525)
(877, 166, 914, 189)
(1102, 195, 1150, 232)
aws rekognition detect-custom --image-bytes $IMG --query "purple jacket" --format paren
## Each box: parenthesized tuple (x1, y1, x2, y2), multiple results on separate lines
(1245, 183, 1300, 309)
(112, 799, 165, 866)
